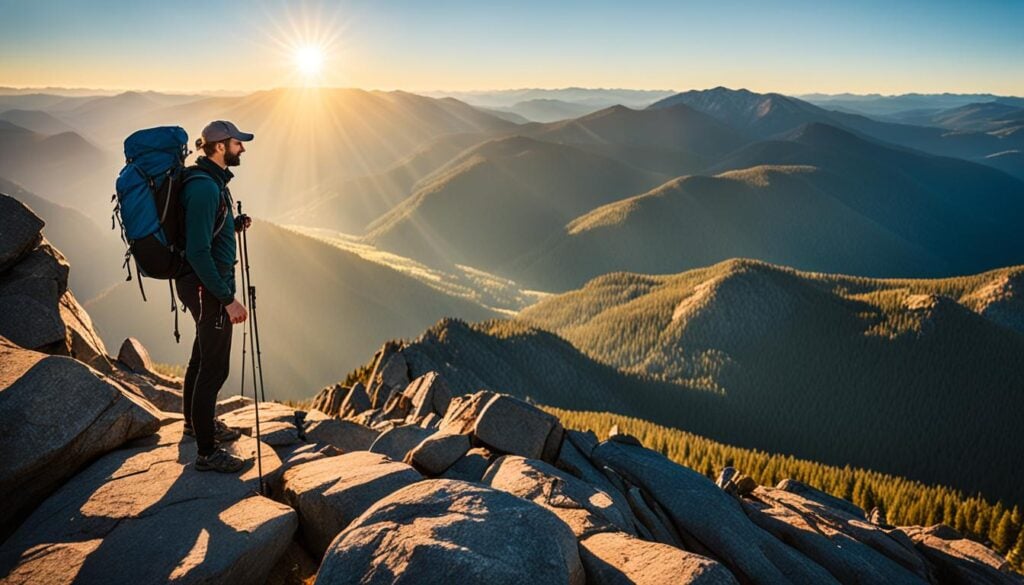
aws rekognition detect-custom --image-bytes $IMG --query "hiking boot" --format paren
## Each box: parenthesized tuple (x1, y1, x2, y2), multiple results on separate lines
(213, 418, 242, 442)
(195, 448, 248, 473)
(183, 418, 242, 443)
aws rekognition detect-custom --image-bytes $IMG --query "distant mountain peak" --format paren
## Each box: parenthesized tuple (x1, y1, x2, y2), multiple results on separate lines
(450, 135, 549, 161)
(784, 121, 859, 143)
(647, 87, 823, 135)
(584, 103, 634, 117)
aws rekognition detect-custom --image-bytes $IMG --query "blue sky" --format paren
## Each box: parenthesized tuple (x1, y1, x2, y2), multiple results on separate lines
(1, 0, 1022, 94)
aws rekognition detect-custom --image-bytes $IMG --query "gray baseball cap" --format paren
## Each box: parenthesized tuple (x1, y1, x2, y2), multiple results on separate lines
(199, 120, 254, 144)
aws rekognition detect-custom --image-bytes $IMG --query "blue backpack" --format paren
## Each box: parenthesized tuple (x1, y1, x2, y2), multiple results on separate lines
(113, 126, 226, 341)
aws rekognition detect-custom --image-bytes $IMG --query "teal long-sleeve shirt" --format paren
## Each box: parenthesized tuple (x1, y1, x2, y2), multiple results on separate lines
(181, 156, 239, 305)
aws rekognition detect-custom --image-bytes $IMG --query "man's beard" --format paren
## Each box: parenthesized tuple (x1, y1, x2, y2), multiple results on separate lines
(225, 151, 242, 166)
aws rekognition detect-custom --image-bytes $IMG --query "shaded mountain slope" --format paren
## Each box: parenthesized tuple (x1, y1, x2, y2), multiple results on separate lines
(512, 123, 1024, 291)
(512, 164, 943, 290)
(518, 102, 748, 174)
(708, 122, 1024, 264)
(0, 108, 80, 135)
(0, 121, 115, 222)
(982, 150, 1024, 181)
(364, 135, 666, 270)
(892, 101, 1024, 133)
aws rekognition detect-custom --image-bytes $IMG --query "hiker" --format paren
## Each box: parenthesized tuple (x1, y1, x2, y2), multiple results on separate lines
(176, 120, 255, 473)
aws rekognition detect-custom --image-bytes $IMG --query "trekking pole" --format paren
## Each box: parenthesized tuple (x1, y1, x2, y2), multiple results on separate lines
(237, 201, 264, 495)
(249, 275, 268, 404)
(237, 226, 249, 398)
(238, 203, 267, 403)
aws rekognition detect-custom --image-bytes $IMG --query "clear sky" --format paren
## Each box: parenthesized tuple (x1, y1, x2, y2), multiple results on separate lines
(2, 0, 1022, 95)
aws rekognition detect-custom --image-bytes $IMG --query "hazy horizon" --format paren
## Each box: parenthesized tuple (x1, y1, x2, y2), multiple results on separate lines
(3, 0, 1023, 95)
(3, 84, 1023, 102)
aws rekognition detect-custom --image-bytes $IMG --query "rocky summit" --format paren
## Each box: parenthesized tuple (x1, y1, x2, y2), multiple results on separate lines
(1, 191, 1022, 584)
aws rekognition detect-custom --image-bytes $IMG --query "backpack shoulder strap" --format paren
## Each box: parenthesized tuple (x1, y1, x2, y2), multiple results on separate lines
(181, 165, 222, 188)
(181, 165, 229, 237)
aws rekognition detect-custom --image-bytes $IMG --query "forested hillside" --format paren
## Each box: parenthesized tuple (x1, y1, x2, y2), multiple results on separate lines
(516, 259, 1024, 504)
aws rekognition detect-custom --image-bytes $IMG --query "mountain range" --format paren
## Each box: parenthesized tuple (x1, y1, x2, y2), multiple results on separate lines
(4, 83, 1023, 517)
(799, 91, 1024, 117)
(509, 122, 1024, 290)
(651, 87, 1023, 170)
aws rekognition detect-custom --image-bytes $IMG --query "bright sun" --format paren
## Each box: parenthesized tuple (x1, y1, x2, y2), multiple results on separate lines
(294, 46, 324, 76)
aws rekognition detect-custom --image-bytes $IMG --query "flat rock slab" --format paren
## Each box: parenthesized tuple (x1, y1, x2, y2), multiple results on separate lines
(580, 531, 738, 585)
(304, 419, 380, 453)
(473, 394, 562, 461)
(316, 479, 584, 585)
(265, 442, 341, 499)
(0, 339, 161, 539)
(111, 370, 183, 413)
(482, 455, 634, 537)
(220, 401, 299, 424)
(220, 402, 303, 447)
(903, 524, 1021, 585)
(215, 395, 254, 416)
(282, 450, 422, 559)
(776, 478, 866, 519)
(438, 390, 495, 435)
(591, 439, 838, 585)
(0, 422, 295, 585)
(368, 424, 436, 461)
(743, 486, 930, 584)
(405, 432, 471, 476)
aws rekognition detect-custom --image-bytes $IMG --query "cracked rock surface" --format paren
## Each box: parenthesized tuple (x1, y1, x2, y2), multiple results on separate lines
(0, 337, 160, 540)
(0, 422, 295, 585)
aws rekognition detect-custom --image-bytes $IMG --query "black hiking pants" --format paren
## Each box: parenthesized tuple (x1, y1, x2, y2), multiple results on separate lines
(176, 272, 233, 457)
